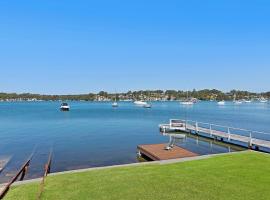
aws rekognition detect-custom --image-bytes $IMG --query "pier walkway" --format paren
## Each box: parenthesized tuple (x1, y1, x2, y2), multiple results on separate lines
(159, 119, 270, 151)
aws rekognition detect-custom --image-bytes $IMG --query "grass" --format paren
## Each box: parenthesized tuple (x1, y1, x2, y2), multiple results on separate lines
(4, 151, 270, 200)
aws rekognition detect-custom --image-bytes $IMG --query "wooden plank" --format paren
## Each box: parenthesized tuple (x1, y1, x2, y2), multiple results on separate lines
(138, 144, 198, 161)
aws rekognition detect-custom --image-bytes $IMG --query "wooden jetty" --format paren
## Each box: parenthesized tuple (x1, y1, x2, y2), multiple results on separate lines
(138, 144, 198, 161)
(159, 119, 270, 151)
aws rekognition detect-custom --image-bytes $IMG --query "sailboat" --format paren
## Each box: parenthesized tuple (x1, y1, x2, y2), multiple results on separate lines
(134, 100, 147, 106)
(244, 96, 252, 103)
(233, 94, 242, 104)
(180, 91, 194, 105)
(112, 93, 118, 107)
(143, 91, 152, 108)
(259, 97, 268, 103)
(217, 100, 225, 105)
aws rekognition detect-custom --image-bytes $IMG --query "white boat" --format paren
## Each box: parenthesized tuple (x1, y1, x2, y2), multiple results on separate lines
(60, 103, 70, 111)
(233, 94, 242, 104)
(217, 101, 225, 105)
(180, 91, 194, 105)
(112, 102, 118, 107)
(260, 100, 268, 103)
(244, 100, 252, 103)
(259, 97, 268, 103)
(180, 101, 194, 105)
(134, 101, 147, 106)
(234, 100, 243, 104)
(112, 93, 119, 107)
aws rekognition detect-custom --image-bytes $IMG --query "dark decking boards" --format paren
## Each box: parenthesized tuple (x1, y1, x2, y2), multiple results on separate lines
(138, 144, 198, 161)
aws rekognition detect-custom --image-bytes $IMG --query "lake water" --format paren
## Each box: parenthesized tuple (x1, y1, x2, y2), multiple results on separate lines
(0, 101, 269, 183)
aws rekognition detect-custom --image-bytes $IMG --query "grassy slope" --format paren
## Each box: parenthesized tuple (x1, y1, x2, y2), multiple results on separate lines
(5, 151, 270, 200)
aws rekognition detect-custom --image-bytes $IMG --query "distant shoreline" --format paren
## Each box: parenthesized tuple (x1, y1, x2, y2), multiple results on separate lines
(0, 89, 269, 102)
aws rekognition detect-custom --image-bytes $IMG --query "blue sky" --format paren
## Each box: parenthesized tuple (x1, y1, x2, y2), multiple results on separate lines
(0, 0, 269, 94)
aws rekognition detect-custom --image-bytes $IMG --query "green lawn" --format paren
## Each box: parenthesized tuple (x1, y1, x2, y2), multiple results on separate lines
(5, 151, 270, 200)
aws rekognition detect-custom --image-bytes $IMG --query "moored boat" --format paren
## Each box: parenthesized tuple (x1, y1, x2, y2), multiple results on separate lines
(233, 94, 242, 104)
(134, 101, 147, 106)
(180, 101, 194, 105)
(60, 103, 70, 111)
(217, 100, 225, 105)
(112, 102, 118, 107)
(259, 97, 268, 103)
(180, 91, 195, 105)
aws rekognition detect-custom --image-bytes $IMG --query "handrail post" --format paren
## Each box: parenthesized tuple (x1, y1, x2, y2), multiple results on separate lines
(196, 122, 198, 133)
(210, 124, 213, 136)
(228, 127, 231, 141)
(249, 131, 253, 148)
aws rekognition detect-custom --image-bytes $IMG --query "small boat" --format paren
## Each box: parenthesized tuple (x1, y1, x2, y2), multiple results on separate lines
(217, 100, 225, 105)
(134, 101, 147, 106)
(234, 100, 243, 104)
(112, 92, 119, 107)
(244, 100, 252, 103)
(180, 101, 194, 105)
(259, 97, 268, 103)
(143, 103, 152, 108)
(233, 94, 242, 104)
(112, 102, 118, 107)
(60, 103, 70, 111)
(180, 91, 194, 105)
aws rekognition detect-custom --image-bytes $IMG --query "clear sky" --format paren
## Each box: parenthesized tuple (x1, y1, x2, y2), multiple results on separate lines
(0, 0, 269, 94)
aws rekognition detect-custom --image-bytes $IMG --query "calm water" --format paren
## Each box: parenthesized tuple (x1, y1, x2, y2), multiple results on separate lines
(0, 101, 269, 182)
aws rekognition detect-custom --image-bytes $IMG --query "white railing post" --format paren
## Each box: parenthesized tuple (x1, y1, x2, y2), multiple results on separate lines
(228, 127, 231, 141)
(210, 124, 213, 136)
(249, 131, 253, 148)
(196, 122, 198, 133)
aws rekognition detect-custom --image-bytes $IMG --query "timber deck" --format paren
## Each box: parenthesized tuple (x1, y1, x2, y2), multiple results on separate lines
(137, 144, 198, 161)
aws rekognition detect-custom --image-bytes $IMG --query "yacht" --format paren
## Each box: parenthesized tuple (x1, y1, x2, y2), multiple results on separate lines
(112, 102, 118, 107)
(180, 101, 194, 105)
(180, 91, 194, 105)
(233, 94, 242, 104)
(134, 101, 147, 106)
(234, 100, 243, 104)
(244, 99, 252, 103)
(217, 100, 225, 105)
(112, 93, 118, 107)
(259, 97, 268, 103)
(60, 103, 70, 111)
